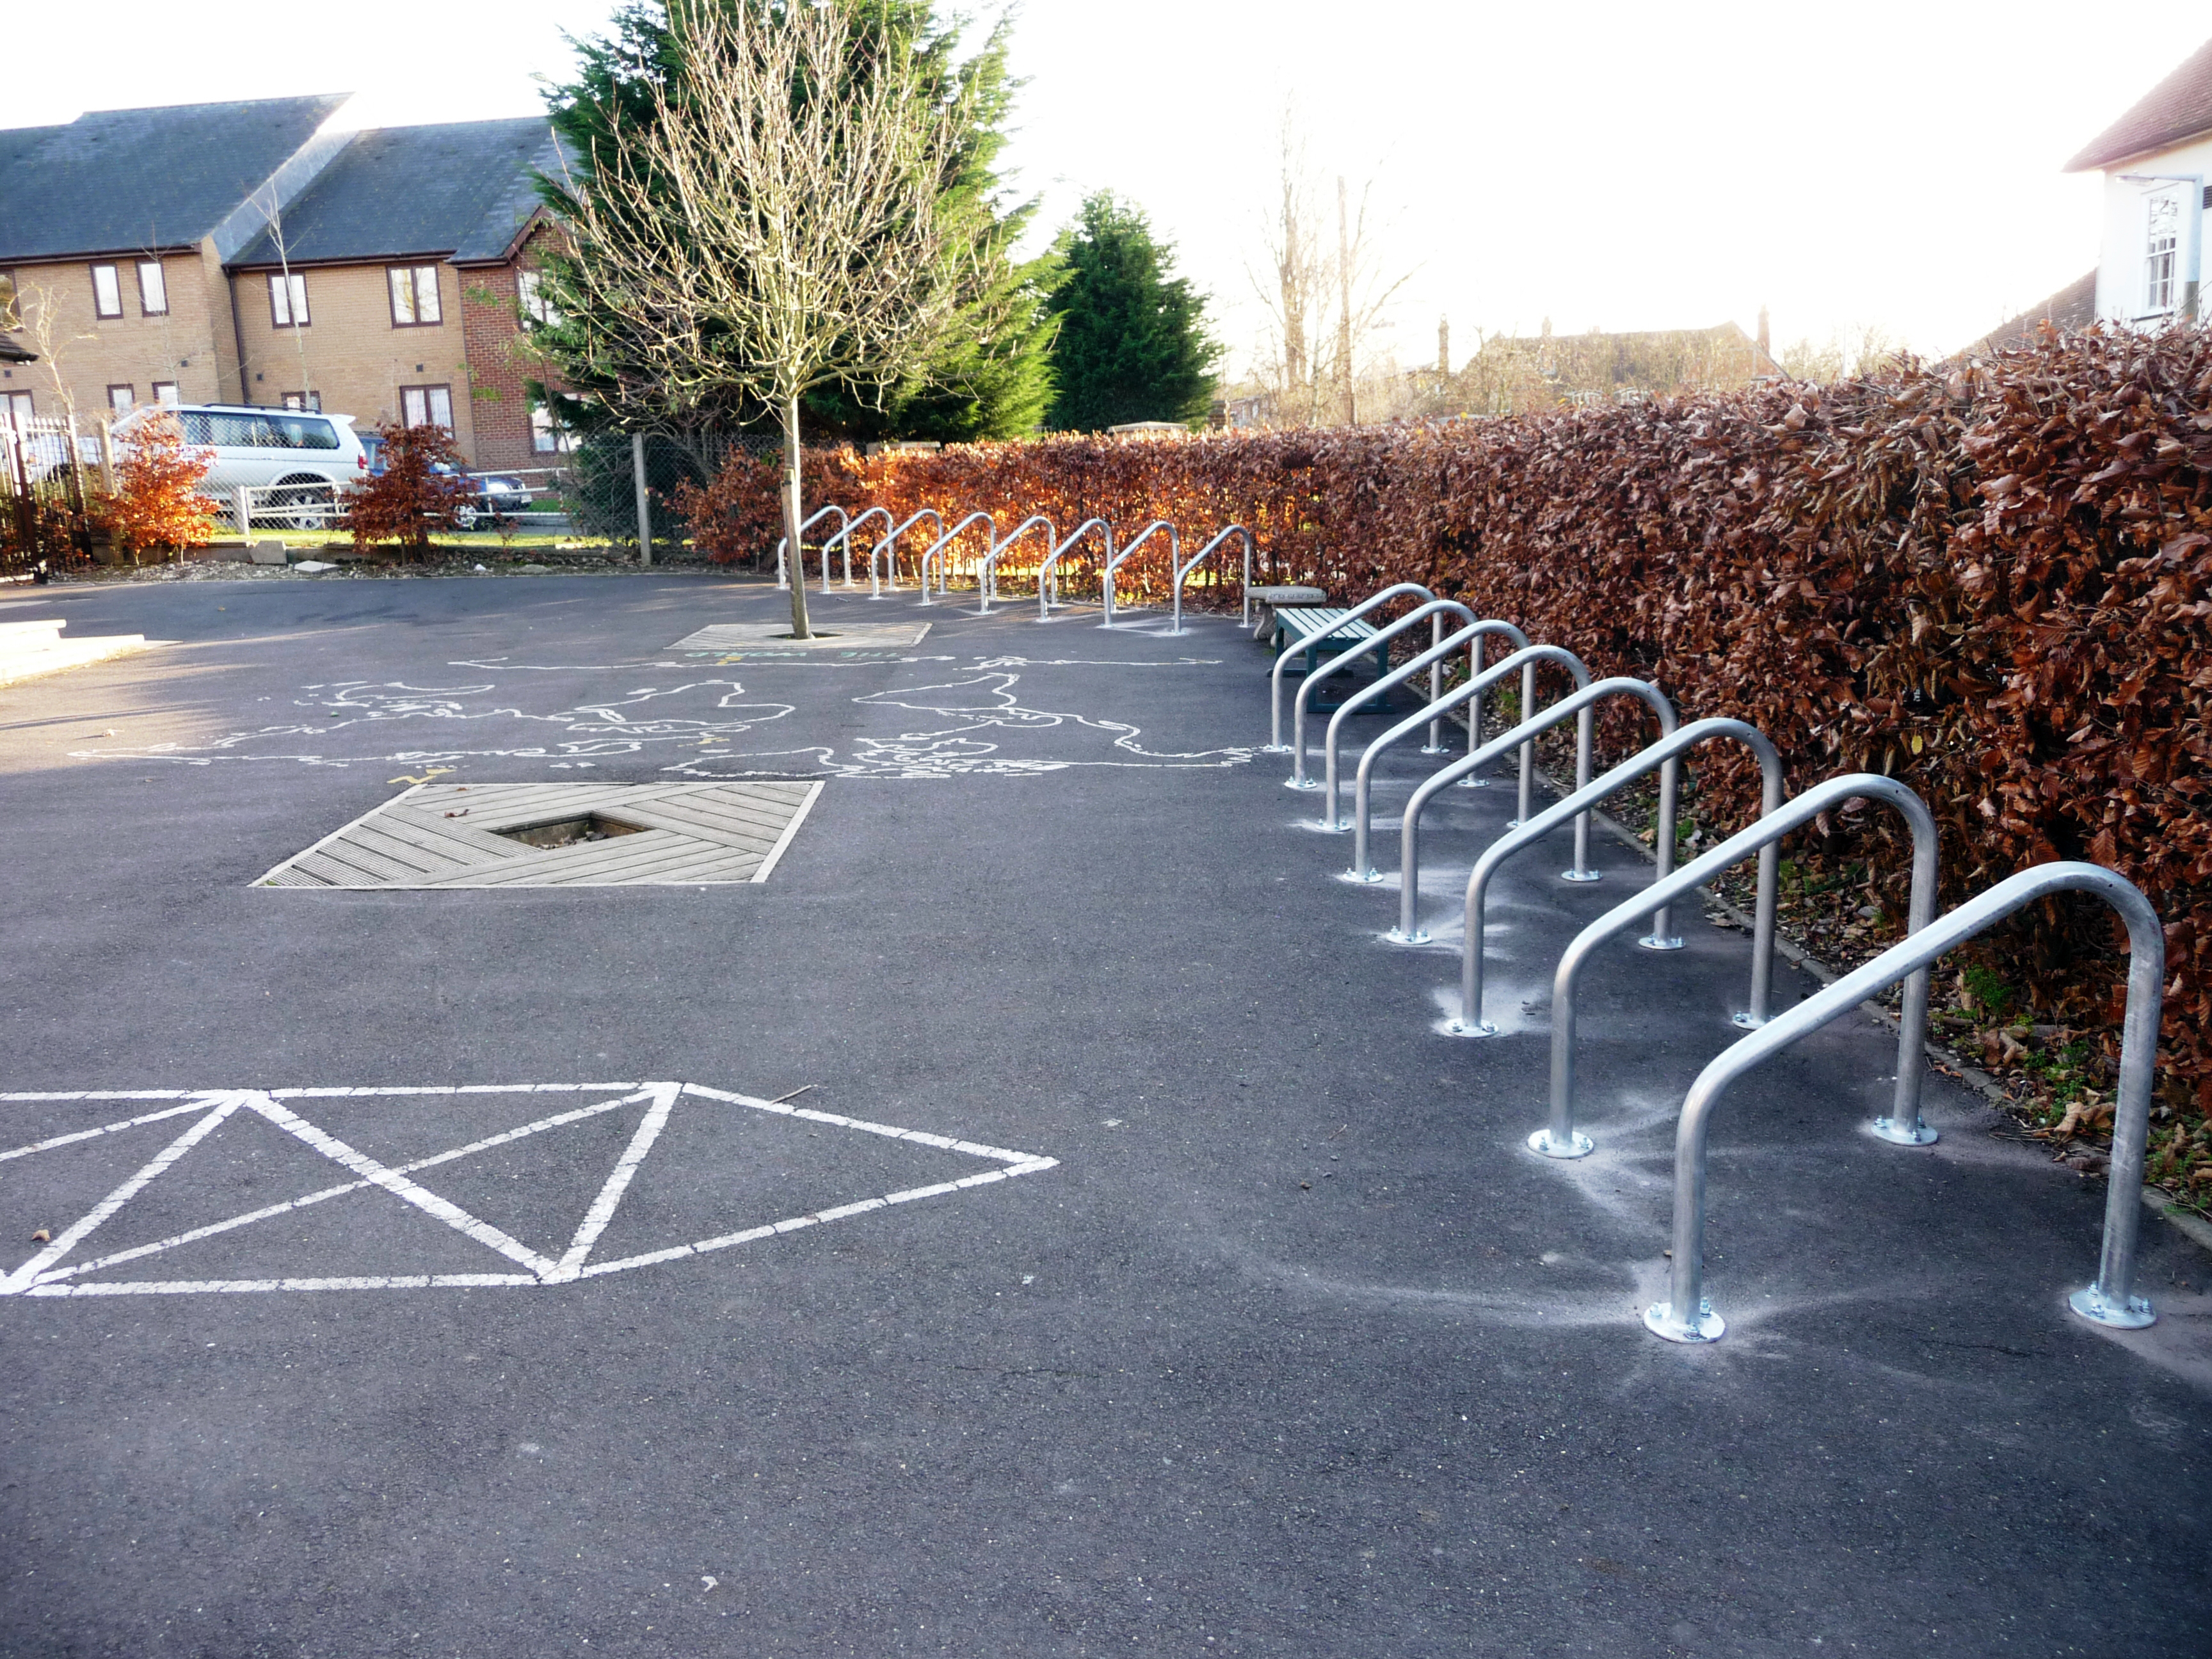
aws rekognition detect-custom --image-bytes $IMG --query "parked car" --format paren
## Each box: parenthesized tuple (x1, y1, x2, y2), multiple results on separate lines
(358, 433, 533, 529)
(114, 403, 367, 529)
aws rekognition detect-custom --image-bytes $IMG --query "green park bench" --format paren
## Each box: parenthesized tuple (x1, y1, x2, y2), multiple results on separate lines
(1267, 604, 1391, 684)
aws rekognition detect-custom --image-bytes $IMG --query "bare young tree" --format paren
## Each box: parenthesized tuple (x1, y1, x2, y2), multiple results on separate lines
(1248, 114, 1327, 424)
(250, 184, 314, 405)
(1244, 112, 1411, 429)
(24, 282, 94, 427)
(555, 1, 975, 638)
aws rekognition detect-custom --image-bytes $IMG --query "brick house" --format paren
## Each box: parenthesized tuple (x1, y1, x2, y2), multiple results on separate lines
(0, 95, 566, 469)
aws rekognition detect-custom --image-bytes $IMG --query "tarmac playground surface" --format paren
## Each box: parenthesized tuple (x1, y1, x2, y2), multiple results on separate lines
(0, 572, 2207, 1656)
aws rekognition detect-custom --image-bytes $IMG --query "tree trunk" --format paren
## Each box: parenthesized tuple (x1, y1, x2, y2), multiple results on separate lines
(781, 392, 812, 639)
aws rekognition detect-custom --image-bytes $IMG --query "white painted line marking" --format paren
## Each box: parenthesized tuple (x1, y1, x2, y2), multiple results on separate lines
(241, 1094, 557, 1278)
(749, 780, 824, 883)
(1, 1096, 244, 1294)
(550, 1084, 678, 1279)
(35, 1092, 650, 1287)
(29, 1273, 540, 1297)
(1, 1082, 1058, 1295)
(0, 1096, 232, 1163)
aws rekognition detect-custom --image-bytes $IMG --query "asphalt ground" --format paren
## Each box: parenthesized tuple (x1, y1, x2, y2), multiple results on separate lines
(0, 572, 2206, 1658)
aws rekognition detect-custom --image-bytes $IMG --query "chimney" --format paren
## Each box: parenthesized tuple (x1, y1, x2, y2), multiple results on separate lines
(1438, 315, 1450, 378)
(1757, 304, 1771, 360)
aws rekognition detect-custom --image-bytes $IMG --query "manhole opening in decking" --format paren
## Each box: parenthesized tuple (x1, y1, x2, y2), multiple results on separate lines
(496, 812, 645, 850)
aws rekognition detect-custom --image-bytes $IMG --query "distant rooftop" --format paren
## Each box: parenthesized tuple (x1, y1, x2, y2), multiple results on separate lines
(1969, 271, 2099, 355)
(0, 95, 349, 262)
(228, 118, 565, 268)
(2067, 37, 2212, 171)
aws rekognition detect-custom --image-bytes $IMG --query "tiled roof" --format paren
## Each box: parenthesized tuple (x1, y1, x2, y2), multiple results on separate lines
(0, 95, 348, 261)
(1968, 270, 2099, 355)
(228, 119, 563, 268)
(2067, 37, 2212, 171)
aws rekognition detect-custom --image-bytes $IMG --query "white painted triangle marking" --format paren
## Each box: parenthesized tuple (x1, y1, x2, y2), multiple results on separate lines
(0, 1095, 243, 1295)
(547, 1082, 679, 1281)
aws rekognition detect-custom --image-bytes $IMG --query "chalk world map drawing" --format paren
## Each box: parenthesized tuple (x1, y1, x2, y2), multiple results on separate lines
(0, 1082, 1055, 1297)
(70, 655, 1255, 780)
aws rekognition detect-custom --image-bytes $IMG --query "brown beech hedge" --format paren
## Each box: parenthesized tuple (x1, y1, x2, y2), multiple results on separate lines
(690, 326, 2212, 1125)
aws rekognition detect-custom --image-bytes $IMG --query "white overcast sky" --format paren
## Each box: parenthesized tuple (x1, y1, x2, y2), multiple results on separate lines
(10, 1, 2204, 372)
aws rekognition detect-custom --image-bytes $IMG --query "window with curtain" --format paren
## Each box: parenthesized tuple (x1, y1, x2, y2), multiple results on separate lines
(400, 384, 454, 431)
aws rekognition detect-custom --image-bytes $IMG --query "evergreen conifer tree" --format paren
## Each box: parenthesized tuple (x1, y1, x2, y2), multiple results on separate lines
(1045, 192, 1219, 432)
(534, 1, 1058, 443)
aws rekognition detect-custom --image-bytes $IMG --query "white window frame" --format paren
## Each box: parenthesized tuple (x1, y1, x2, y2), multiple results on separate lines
(269, 271, 310, 328)
(136, 259, 168, 316)
(152, 381, 180, 409)
(107, 383, 135, 415)
(2144, 186, 2184, 316)
(90, 262, 123, 319)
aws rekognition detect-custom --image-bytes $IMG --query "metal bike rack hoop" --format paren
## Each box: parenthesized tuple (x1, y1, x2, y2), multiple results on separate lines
(821, 506, 892, 593)
(1319, 614, 1502, 831)
(1537, 773, 1937, 1160)
(1452, 624, 1536, 780)
(1265, 582, 1436, 753)
(1169, 525, 1256, 636)
(979, 515, 1055, 616)
(1386, 645, 1592, 906)
(1388, 672, 1671, 924)
(917, 511, 996, 604)
(1350, 634, 1603, 890)
(1288, 598, 1473, 790)
(1645, 860, 2163, 1343)
(1098, 521, 1176, 628)
(870, 508, 943, 597)
(1455, 717, 1782, 1036)
(1034, 518, 1113, 621)
(774, 504, 849, 591)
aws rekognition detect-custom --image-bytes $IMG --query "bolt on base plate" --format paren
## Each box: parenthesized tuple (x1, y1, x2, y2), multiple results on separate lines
(2068, 1284, 2157, 1329)
(1340, 867, 1385, 884)
(1453, 775, 1489, 789)
(1260, 743, 1292, 755)
(1870, 1114, 1939, 1146)
(1730, 1011, 1767, 1030)
(1383, 926, 1431, 946)
(1638, 933, 1685, 952)
(1527, 1126, 1594, 1159)
(1447, 1018, 1499, 1038)
(1643, 1301, 1726, 1343)
(1560, 868, 1603, 883)
(1284, 776, 1322, 791)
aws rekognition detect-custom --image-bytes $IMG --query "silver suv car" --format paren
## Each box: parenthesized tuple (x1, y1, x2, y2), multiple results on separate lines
(117, 403, 367, 527)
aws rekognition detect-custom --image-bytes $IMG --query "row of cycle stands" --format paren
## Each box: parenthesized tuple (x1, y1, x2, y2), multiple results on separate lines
(760, 508, 2170, 1345)
(772, 503, 1263, 633)
(1257, 580, 2170, 1345)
